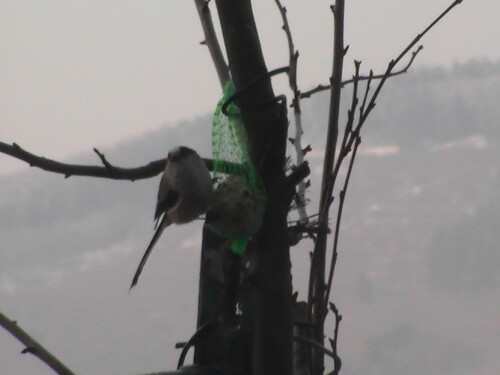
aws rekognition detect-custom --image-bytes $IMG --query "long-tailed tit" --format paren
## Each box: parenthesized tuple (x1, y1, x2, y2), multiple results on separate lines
(130, 146, 212, 289)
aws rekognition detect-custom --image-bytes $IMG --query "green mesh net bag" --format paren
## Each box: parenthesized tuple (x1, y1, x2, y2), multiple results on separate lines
(207, 82, 266, 254)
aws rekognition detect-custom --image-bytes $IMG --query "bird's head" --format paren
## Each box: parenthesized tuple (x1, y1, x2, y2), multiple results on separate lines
(167, 146, 197, 162)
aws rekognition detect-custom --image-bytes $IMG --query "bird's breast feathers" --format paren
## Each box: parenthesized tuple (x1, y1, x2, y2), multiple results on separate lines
(165, 156, 212, 223)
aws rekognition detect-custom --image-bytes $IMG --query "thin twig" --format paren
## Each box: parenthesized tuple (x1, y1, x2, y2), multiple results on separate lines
(300, 45, 423, 100)
(341, 61, 361, 152)
(323, 136, 361, 313)
(293, 335, 335, 359)
(194, 0, 230, 89)
(327, 303, 342, 375)
(318, 61, 360, 231)
(358, 0, 465, 128)
(93, 147, 113, 169)
(0, 311, 77, 375)
(393, 1, 462, 68)
(177, 320, 221, 369)
(359, 70, 373, 119)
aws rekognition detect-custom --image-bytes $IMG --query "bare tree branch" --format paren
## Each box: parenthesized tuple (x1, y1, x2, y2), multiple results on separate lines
(319, 0, 466, 309)
(0, 310, 76, 375)
(315, 60, 361, 243)
(274, 0, 310, 224)
(324, 135, 361, 313)
(299, 45, 423, 100)
(308, 3, 345, 374)
(194, 0, 230, 89)
(0, 141, 166, 179)
(0, 141, 219, 180)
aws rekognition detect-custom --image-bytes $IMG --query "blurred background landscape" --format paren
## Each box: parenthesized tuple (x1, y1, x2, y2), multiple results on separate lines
(1, 59, 499, 375)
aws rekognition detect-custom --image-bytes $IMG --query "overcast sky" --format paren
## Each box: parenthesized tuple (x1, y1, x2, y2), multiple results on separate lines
(1, 0, 498, 175)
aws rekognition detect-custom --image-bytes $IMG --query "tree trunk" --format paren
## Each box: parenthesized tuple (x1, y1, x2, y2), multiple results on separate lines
(214, 1, 294, 374)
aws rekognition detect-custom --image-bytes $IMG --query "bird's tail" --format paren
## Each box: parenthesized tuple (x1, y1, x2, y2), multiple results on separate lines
(130, 216, 170, 289)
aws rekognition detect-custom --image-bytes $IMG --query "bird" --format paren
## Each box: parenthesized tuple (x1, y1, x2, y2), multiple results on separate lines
(130, 146, 212, 289)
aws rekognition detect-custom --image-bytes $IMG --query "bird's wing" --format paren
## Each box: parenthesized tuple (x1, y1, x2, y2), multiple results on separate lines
(130, 215, 171, 289)
(154, 175, 179, 227)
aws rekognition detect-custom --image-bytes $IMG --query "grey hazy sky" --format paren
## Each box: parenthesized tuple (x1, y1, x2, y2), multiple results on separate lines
(1, 0, 498, 175)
